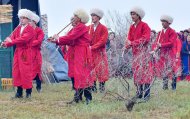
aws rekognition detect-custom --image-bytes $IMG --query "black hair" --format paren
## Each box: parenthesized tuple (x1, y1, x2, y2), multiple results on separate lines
(109, 32, 115, 37)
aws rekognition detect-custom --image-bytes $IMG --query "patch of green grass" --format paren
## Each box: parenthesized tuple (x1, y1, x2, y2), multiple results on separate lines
(0, 79, 190, 119)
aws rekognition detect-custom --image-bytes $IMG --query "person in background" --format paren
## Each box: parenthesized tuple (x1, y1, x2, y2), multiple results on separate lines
(171, 33, 182, 89)
(150, 30, 156, 42)
(106, 32, 115, 51)
(30, 12, 44, 93)
(181, 34, 190, 81)
(183, 30, 189, 42)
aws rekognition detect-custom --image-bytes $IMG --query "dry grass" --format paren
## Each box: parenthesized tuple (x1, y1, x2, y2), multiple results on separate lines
(0, 79, 190, 119)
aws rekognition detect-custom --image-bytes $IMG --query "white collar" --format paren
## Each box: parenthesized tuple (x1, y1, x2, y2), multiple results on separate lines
(162, 28, 168, 33)
(20, 24, 28, 34)
(93, 22, 99, 31)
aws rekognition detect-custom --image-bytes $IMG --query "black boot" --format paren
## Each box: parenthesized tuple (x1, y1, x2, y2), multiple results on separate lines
(99, 82, 105, 93)
(74, 90, 80, 103)
(71, 77, 75, 90)
(92, 81, 97, 93)
(26, 88, 32, 98)
(171, 76, 177, 90)
(14, 86, 23, 98)
(78, 89, 83, 101)
(67, 89, 83, 104)
(144, 84, 150, 101)
(84, 87, 92, 105)
(136, 84, 143, 99)
(36, 78, 42, 93)
(163, 77, 168, 90)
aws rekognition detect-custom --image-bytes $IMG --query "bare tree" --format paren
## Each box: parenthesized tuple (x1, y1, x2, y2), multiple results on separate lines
(104, 10, 133, 79)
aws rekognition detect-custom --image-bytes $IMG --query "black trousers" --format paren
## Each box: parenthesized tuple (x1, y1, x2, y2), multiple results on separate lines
(163, 76, 177, 90)
(92, 81, 105, 92)
(136, 84, 150, 99)
(163, 77, 168, 89)
(144, 84, 150, 99)
(171, 76, 177, 90)
(26, 88, 32, 94)
(71, 77, 75, 90)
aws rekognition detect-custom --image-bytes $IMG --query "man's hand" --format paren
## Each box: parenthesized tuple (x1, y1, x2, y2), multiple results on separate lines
(5, 37, 12, 43)
(121, 47, 126, 57)
(126, 39, 131, 45)
(47, 37, 54, 41)
(157, 42, 161, 48)
(149, 51, 155, 54)
(0, 41, 3, 48)
(52, 34, 59, 40)
(48, 34, 59, 43)
(152, 52, 159, 59)
(150, 50, 159, 59)
(176, 52, 180, 58)
(0, 42, 7, 48)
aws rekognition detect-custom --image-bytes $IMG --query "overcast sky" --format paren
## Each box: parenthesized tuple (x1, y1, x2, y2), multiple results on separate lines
(39, 0, 190, 36)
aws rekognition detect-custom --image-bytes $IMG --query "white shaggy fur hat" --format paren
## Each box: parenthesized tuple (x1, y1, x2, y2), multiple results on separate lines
(31, 12, 40, 23)
(130, 6, 145, 19)
(90, 8, 104, 19)
(160, 15, 173, 24)
(74, 9, 89, 24)
(18, 9, 32, 19)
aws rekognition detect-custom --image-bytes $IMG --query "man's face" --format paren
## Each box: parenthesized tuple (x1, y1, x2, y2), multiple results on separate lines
(109, 33, 115, 40)
(184, 32, 189, 37)
(179, 31, 184, 35)
(161, 20, 170, 29)
(151, 31, 155, 38)
(130, 12, 140, 22)
(71, 17, 77, 27)
(91, 14, 100, 23)
(73, 15, 81, 25)
(19, 16, 29, 25)
(187, 35, 190, 42)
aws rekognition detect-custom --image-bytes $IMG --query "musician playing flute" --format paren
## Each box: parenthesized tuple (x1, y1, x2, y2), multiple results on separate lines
(49, 9, 93, 105)
(1, 9, 35, 98)
(152, 15, 177, 90)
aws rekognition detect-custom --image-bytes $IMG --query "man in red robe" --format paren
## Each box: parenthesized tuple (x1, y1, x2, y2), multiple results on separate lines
(89, 8, 109, 93)
(2, 9, 35, 98)
(172, 34, 182, 87)
(30, 12, 44, 93)
(125, 7, 152, 100)
(50, 9, 93, 104)
(151, 15, 177, 90)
